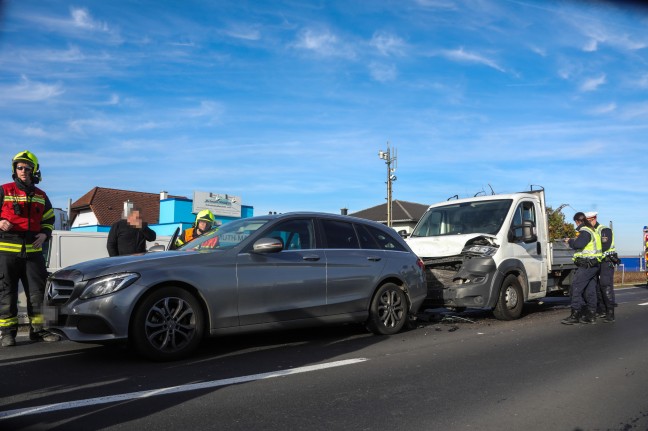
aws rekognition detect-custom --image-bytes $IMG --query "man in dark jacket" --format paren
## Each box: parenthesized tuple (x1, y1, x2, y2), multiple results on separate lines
(107, 206, 156, 256)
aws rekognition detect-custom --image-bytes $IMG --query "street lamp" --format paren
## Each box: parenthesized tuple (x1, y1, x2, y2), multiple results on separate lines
(378, 143, 397, 227)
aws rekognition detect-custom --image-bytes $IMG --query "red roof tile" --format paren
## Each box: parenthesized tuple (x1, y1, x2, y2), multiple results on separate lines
(70, 187, 185, 227)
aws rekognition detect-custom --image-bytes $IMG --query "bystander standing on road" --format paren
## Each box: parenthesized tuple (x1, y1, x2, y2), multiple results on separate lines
(561, 212, 602, 325)
(0, 150, 61, 347)
(107, 205, 156, 256)
(586, 211, 617, 322)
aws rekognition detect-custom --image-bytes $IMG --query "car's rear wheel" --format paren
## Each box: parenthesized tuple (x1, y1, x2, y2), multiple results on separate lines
(366, 283, 408, 335)
(131, 286, 204, 361)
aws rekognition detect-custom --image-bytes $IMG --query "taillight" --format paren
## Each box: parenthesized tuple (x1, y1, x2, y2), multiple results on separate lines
(416, 258, 425, 270)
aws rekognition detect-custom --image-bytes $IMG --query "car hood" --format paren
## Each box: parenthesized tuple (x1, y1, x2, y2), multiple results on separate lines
(405, 233, 496, 258)
(51, 250, 222, 281)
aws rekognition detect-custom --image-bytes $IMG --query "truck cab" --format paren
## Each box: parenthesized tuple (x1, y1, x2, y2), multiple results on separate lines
(405, 188, 574, 320)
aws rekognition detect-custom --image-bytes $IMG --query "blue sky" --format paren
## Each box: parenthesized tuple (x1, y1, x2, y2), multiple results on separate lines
(1, 0, 647, 256)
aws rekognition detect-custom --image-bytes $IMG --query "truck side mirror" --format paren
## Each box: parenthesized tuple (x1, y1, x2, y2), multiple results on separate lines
(509, 220, 537, 243)
(521, 220, 537, 243)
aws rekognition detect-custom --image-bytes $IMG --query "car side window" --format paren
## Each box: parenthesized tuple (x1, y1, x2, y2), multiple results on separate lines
(363, 224, 407, 251)
(264, 219, 315, 250)
(321, 219, 360, 249)
(356, 224, 381, 249)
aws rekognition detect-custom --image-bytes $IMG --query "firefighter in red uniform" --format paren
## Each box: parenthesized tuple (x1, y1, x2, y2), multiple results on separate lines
(0, 151, 60, 347)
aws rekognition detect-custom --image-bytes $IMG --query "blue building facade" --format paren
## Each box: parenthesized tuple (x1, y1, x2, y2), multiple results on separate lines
(154, 197, 254, 236)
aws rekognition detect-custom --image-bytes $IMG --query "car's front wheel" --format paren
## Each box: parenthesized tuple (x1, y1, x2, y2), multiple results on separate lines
(131, 286, 204, 361)
(366, 283, 408, 335)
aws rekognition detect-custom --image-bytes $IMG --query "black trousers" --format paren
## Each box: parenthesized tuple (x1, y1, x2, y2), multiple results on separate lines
(571, 265, 598, 312)
(597, 261, 616, 313)
(0, 252, 48, 331)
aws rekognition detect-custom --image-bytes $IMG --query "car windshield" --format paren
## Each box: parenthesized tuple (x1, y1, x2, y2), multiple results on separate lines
(411, 199, 512, 237)
(179, 217, 271, 251)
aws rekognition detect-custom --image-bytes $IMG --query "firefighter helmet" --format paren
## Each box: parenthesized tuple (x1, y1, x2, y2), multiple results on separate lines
(195, 209, 215, 228)
(12, 150, 41, 184)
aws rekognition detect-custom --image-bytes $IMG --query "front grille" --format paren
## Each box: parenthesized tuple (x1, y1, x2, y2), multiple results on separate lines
(47, 279, 76, 305)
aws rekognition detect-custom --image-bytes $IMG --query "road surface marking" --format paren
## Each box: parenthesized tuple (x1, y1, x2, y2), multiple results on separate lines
(639, 302, 648, 306)
(0, 357, 368, 420)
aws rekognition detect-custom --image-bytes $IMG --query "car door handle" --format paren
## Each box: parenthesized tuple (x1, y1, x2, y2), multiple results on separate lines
(367, 256, 382, 262)
(302, 255, 321, 261)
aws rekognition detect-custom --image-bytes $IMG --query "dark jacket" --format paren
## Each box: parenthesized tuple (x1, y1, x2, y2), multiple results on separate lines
(107, 220, 156, 256)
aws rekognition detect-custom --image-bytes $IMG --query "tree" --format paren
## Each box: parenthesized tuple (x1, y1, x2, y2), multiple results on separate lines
(547, 206, 576, 241)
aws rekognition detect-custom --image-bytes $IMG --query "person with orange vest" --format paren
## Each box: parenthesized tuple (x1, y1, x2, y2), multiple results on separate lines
(175, 209, 217, 247)
(0, 151, 60, 347)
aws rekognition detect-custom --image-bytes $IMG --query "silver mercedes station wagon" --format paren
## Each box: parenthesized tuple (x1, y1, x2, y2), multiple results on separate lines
(46, 212, 426, 361)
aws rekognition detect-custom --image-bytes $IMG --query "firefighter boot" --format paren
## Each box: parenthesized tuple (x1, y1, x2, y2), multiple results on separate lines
(603, 309, 615, 323)
(579, 309, 597, 324)
(0, 329, 17, 347)
(561, 309, 581, 325)
(29, 325, 61, 342)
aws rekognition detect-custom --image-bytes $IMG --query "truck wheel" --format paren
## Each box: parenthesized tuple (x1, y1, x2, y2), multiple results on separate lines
(492, 275, 523, 320)
(131, 286, 204, 361)
(366, 283, 408, 335)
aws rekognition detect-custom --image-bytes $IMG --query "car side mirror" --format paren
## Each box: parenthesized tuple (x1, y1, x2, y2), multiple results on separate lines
(148, 244, 166, 253)
(252, 237, 284, 253)
(398, 229, 409, 239)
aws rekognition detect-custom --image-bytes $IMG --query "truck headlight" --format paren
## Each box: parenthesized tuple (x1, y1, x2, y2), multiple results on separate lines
(80, 273, 140, 299)
(466, 245, 497, 257)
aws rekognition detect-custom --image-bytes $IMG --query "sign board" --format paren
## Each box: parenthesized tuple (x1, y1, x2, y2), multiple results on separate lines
(193, 191, 242, 218)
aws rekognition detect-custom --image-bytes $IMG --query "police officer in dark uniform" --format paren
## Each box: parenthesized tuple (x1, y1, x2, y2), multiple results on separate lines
(561, 212, 602, 325)
(586, 211, 617, 322)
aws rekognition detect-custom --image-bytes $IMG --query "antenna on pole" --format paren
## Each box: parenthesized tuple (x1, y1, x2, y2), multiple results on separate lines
(378, 141, 397, 227)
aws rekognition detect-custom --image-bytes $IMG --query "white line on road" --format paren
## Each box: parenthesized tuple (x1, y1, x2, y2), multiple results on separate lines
(0, 357, 368, 420)
(638, 302, 648, 306)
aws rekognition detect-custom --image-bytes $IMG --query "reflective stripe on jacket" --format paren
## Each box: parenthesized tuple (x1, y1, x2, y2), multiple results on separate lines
(0, 182, 54, 253)
(596, 224, 616, 256)
(573, 226, 603, 261)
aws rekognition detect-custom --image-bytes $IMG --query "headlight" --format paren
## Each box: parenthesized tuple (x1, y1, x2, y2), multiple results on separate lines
(80, 273, 140, 299)
(466, 245, 497, 257)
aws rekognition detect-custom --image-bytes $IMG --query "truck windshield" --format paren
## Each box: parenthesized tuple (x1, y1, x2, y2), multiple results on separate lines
(180, 218, 271, 251)
(411, 199, 512, 237)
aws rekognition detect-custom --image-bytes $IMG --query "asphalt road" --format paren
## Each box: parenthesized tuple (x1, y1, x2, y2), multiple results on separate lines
(1, 285, 648, 431)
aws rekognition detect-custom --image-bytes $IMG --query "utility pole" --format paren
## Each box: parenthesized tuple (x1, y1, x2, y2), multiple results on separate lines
(378, 143, 397, 227)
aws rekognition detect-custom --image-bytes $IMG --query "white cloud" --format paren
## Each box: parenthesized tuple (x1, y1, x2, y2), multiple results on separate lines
(580, 74, 606, 92)
(620, 102, 648, 120)
(370, 31, 406, 56)
(564, 10, 648, 52)
(23, 126, 48, 137)
(413, 0, 457, 10)
(369, 62, 397, 82)
(583, 39, 598, 52)
(70, 7, 109, 31)
(438, 47, 505, 72)
(589, 102, 617, 115)
(292, 28, 355, 58)
(0, 76, 64, 103)
(637, 74, 648, 89)
(223, 24, 262, 41)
